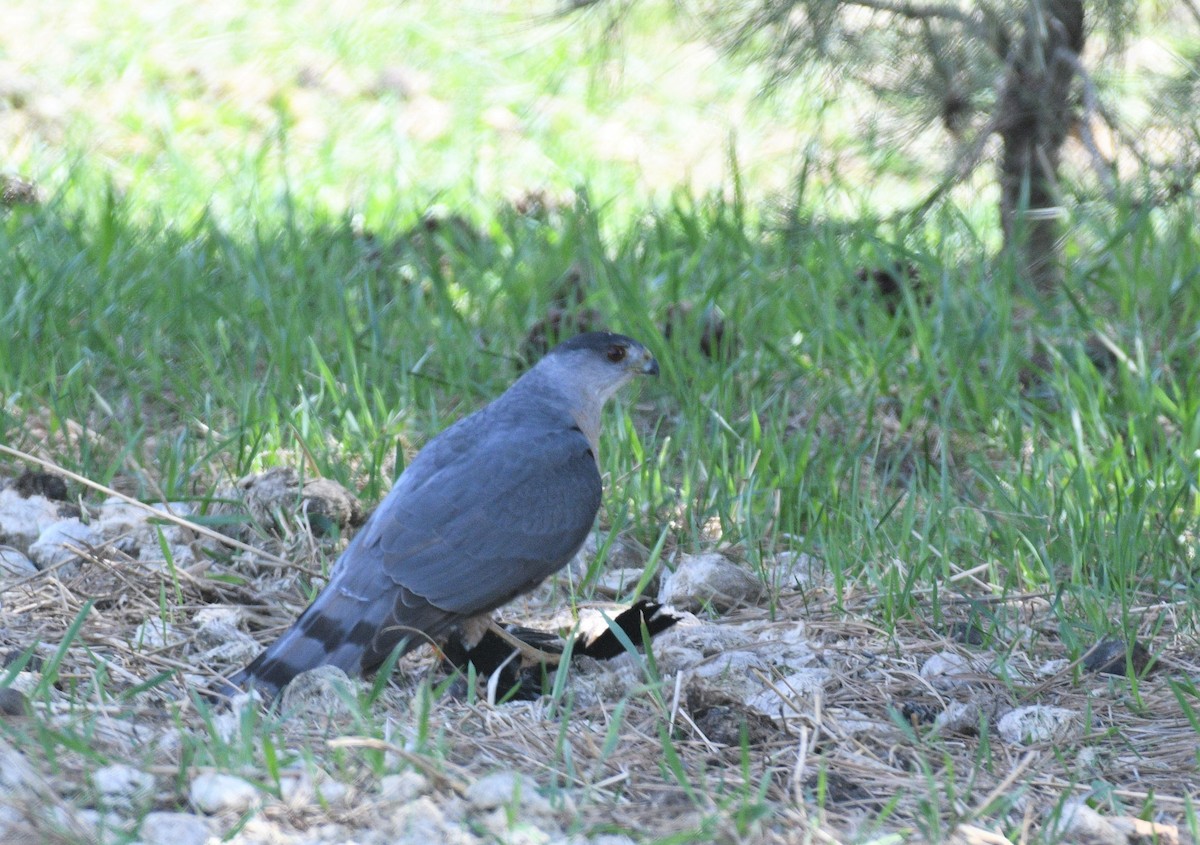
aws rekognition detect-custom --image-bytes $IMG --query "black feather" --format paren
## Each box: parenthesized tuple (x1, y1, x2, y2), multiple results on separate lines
(440, 600, 683, 701)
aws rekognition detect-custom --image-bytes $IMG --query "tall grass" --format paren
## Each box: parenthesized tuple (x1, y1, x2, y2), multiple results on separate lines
(4, 174, 1200, 644)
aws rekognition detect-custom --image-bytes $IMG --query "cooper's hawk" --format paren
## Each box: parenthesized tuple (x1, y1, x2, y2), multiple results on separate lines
(221, 331, 659, 699)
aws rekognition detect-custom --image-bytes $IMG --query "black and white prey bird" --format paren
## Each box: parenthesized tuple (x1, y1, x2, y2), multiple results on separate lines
(221, 331, 659, 699)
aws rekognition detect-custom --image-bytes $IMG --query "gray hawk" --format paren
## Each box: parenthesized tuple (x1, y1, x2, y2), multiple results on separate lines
(220, 331, 659, 699)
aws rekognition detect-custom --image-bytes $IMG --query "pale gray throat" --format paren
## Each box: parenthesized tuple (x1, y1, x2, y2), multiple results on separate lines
(572, 407, 602, 467)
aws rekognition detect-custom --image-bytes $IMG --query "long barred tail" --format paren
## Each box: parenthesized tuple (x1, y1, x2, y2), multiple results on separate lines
(218, 585, 458, 700)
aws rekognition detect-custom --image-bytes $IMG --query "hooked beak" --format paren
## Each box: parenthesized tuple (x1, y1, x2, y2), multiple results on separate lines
(635, 347, 660, 377)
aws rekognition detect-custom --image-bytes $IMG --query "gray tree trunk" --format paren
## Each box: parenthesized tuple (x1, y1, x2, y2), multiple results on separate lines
(995, 0, 1086, 293)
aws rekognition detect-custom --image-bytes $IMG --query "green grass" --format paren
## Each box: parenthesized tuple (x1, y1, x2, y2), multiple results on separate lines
(4, 170, 1200, 838)
(3, 1, 1200, 841)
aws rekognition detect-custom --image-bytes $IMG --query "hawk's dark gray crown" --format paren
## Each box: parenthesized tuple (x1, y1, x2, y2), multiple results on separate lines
(550, 331, 640, 356)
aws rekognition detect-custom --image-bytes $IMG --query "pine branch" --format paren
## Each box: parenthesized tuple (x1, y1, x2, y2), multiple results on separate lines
(842, 0, 989, 38)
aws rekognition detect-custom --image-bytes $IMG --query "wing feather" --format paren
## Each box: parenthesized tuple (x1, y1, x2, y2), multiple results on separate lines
(330, 411, 601, 615)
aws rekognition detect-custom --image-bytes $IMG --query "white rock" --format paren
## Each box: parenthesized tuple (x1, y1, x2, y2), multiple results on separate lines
(239, 467, 300, 527)
(193, 607, 245, 630)
(190, 613, 260, 667)
(919, 650, 988, 691)
(564, 660, 646, 708)
(137, 811, 213, 845)
(193, 617, 251, 650)
(480, 809, 555, 843)
(379, 770, 429, 803)
(209, 695, 262, 742)
(644, 613, 750, 675)
(191, 638, 261, 669)
(997, 705, 1080, 745)
(1048, 799, 1128, 845)
(94, 500, 147, 540)
(466, 772, 552, 816)
(751, 621, 817, 670)
(78, 808, 134, 845)
(0, 804, 21, 840)
(189, 772, 260, 814)
(652, 614, 750, 652)
(657, 553, 765, 613)
(0, 546, 37, 578)
(28, 518, 98, 575)
(94, 764, 155, 806)
(95, 499, 194, 549)
(933, 695, 1003, 735)
(934, 700, 985, 734)
(0, 488, 65, 554)
(5, 671, 39, 696)
(388, 795, 482, 844)
(692, 649, 770, 679)
(279, 767, 350, 807)
(744, 668, 830, 719)
(0, 738, 100, 844)
(690, 650, 774, 701)
(654, 646, 706, 678)
(279, 665, 357, 718)
(155, 729, 183, 757)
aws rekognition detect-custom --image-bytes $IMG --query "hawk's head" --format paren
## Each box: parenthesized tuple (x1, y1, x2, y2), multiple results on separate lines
(543, 331, 658, 403)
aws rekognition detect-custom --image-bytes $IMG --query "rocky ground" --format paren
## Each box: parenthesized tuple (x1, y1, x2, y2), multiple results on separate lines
(0, 463, 1193, 844)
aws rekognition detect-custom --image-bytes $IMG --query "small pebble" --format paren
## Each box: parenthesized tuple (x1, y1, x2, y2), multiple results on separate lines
(0, 547, 37, 578)
(466, 772, 552, 816)
(0, 687, 28, 717)
(279, 767, 350, 807)
(933, 700, 989, 734)
(239, 467, 300, 528)
(379, 770, 429, 803)
(93, 763, 155, 806)
(191, 612, 260, 666)
(657, 553, 764, 613)
(1048, 799, 1127, 845)
(189, 772, 260, 814)
(1083, 637, 1152, 677)
(279, 665, 357, 719)
(28, 518, 98, 574)
(997, 705, 1080, 745)
(919, 651, 985, 691)
(743, 668, 830, 719)
(137, 811, 214, 845)
(388, 795, 481, 845)
(0, 487, 72, 555)
(301, 477, 363, 534)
